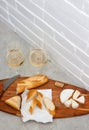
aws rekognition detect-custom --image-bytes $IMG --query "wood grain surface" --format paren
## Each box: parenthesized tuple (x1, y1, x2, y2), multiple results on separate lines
(0, 83, 3, 96)
(0, 77, 89, 118)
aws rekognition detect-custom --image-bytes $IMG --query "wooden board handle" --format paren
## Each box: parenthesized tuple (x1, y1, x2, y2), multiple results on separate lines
(0, 83, 3, 95)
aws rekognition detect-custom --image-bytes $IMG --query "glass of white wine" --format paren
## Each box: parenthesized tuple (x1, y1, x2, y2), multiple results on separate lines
(29, 48, 48, 74)
(6, 42, 25, 74)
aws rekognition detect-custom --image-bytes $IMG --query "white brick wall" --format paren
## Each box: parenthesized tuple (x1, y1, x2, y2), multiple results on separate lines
(0, 0, 89, 89)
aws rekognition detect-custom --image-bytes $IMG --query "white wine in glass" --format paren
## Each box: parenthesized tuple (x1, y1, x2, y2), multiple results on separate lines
(6, 49, 24, 73)
(29, 49, 48, 73)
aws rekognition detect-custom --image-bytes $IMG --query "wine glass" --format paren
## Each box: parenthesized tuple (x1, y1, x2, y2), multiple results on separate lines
(29, 47, 48, 74)
(6, 42, 25, 75)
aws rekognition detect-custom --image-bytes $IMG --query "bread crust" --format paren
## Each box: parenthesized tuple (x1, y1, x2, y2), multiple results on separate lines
(5, 95, 21, 110)
(26, 89, 37, 102)
(29, 98, 38, 114)
(16, 84, 26, 94)
(37, 91, 43, 109)
(43, 97, 55, 116)
(16, 74, 48, 94)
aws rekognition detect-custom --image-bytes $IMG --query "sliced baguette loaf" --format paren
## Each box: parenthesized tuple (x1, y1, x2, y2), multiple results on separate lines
(16, 74, 48, 94)
(5, 95, 21, 110)
(25, 74, 48, 89)
(43, 97, 55, 116)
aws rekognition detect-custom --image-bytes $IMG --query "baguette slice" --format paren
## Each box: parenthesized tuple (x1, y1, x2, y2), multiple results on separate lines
(29, 98, 38, 114)
(43, 97, 55, 116)
(5, 95, 21, 110)
(37, 91, 43, 109)
(26, 89, 37, 102)
(16, 74, 48, 94)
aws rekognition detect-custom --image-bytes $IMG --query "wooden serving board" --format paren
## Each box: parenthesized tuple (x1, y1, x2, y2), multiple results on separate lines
(0, 77, 89, 118)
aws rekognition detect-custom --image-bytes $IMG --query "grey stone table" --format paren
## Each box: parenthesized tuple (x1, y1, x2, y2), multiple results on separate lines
(0, 21, 89, 130)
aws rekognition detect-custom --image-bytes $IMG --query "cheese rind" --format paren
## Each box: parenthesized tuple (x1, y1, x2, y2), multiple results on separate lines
(64, 99, 73, 108)
(72, 100, 79, 109)
(76, 96, 85, 104)
(73, 90, 80, 100)
(60, 89, 74, 103)
(60, 89, 85, 109)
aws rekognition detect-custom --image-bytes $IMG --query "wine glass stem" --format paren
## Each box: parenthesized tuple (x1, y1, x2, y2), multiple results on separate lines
(16, 67, 20, 75)
(36, 66, 41, 74)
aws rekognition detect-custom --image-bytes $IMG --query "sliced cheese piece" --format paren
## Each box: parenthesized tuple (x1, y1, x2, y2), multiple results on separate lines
(76, 96, 85, 104)
(73, 90, 80, 100)
(72, 100, 79, 109)
(5, 95, 21, 110)
(64, 99, 72, 107)
(60, 89, 74, 103)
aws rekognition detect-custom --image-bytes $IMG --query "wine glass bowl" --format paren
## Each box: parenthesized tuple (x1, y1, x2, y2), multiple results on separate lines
(6, 49, 24, 67)
(6, 42, 25, 75)
(29, 48, 48, 74)
(29, 49, 48, 66)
